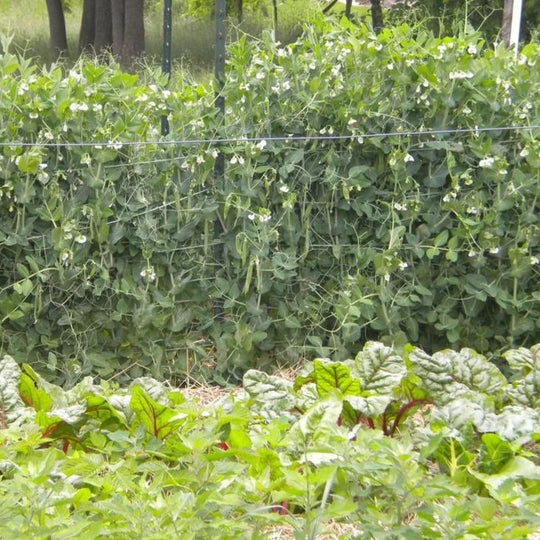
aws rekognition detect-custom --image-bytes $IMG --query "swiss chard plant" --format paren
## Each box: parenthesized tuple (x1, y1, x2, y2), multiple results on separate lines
(1, 342, 540, 538)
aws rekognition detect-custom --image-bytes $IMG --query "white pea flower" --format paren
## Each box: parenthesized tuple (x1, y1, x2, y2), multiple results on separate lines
(520, 148, 529, 158)
(384, 272, 390, 282)
(61, 250, 72, 265)
(140, 267, 156, 282)
(279, 184, 290, 193)
(256, 139, 267, 151)
(398, 261, 408, 271)
(448, 71, 474, 80)
(247, 213, 255, 221)
(196, 155, 205, 164)
(75, 234, 87, 244)
(478, 157, 495, 168)
(404, 153, 415, 163)
(530, 256, 539, 265)
(489, 247, 499, 254)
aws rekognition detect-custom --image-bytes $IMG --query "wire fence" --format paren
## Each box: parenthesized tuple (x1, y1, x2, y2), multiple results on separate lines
(0, 123, 538, 148)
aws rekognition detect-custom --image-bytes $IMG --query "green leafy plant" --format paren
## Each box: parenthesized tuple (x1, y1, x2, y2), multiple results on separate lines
(1, 343, 539, 538)
(0, 18, 539, 383)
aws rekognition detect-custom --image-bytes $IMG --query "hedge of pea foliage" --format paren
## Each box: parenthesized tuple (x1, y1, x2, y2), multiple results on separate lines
(0, 18, 539, 385)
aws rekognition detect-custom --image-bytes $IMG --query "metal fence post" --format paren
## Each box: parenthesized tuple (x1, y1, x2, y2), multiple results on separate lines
(214, 0, 227, 320)
(161, 0, 172, 136)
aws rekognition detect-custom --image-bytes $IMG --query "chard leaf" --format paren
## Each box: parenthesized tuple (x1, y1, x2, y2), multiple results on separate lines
(449, 348, 506, 395)
(508, 372, 540, 408)
(0, 355, 26, 425)
(354, 341, 406, 395)
(129, 377, 170, 404)
(409, 347, 505, 404)
(503, 344, 539, 374)
(19, 373, 53, 412)
(289, 396, 342, 441)
(408, 347, 455, 402)
(480, 406, 540, 444)
(130, 385, 184, 439)
(295, 360, 361, 398)
(345, 395, 393, 417)
(505, 345, 539, 408)
(431, 398, 493, 432)
(243, 370, 292, 402)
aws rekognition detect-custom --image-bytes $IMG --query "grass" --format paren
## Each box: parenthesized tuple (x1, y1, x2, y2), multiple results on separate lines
(0, 0, 325, 70)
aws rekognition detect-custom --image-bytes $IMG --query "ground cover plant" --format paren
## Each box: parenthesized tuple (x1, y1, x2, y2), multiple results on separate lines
(0, 342, 539, 538)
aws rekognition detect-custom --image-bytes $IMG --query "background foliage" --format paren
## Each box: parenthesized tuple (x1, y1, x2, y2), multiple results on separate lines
(0, 18, 539, 384)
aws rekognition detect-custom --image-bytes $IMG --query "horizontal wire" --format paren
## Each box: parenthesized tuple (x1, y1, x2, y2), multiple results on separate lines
(0, 124, 537, 148)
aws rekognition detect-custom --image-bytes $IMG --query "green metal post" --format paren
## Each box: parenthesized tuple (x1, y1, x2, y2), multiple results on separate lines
(161, 0, 172, 136)
(214, 0, 226, 320)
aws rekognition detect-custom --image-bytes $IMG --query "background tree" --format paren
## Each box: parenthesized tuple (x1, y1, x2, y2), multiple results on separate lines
(122, 0, 145, 63)
(370, 0, 384, 33)
(78, 0, 144, 63)
(45, 0, 68, 56)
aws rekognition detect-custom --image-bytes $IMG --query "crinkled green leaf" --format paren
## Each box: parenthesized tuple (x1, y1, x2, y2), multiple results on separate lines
(354, 341, 406, 395)
(505, 345, 539, 408)
(408, 347, 456, 402)
(433, 400, 539, 444)
(243, 369, 293, 402)
(503, 344, 539, 374)
(288, 396, 342, 441)
(481, 406, 540, 444)
(449, 348, 506, 395)
(130, 385, 185, 439)
(431, 398, 493, 433)
(0, 355, 26, 425)
(508, 372, 540, 408)
(129, 377, 170, 404)
(345, 395, 393, 417)
(409, 347, 505, 404)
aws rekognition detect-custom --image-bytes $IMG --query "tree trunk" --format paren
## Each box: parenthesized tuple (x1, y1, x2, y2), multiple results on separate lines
(94, 0, 113, 55)
(45, 0, 68, 56)
(122, 0, 145, 64)
(111, 0, 125, 57)
(237, 0, 243, 23)
(79, 0, 96, 52)
(272, 0, 278, 38)
(502, 0, 513, 46)
(345, 0, 353, 20)
(371, 0, 384, 34)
